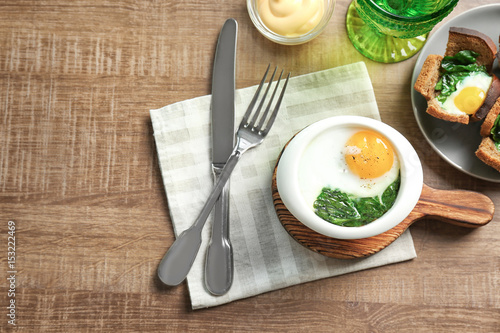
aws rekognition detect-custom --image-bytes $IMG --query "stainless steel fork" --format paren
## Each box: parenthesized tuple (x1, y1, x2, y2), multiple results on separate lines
(157, 65, 290, 287)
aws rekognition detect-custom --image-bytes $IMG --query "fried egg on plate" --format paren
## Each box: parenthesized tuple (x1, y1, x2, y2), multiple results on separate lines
(298, 126, 400, 209)
(440, 72, 492, 115)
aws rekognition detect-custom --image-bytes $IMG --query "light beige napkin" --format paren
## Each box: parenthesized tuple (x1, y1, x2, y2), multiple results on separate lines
(150, 62, 416, 310)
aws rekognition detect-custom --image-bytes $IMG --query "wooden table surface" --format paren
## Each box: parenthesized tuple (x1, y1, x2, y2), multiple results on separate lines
(1, 1, 499, 332)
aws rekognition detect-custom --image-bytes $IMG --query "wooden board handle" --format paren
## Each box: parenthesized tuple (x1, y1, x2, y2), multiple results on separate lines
(409, 184, 495, 228)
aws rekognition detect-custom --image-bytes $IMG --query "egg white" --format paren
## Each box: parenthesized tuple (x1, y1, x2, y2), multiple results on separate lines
(297, 126, 400, 210)
(440, 72, 492, 115)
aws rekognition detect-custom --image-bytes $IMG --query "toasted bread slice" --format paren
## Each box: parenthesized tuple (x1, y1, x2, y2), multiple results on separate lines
(414, 54, 443, 100)
(414, 54, 469, 123)
(446, 28, 500, 122)
(474, 75, 500, 122)
(480, 98, 500, 137)
(414, 27, 498, 124)
(445, 27, 497, 72)
(476, 137, 500, 172)
(476, 99, 500, 172)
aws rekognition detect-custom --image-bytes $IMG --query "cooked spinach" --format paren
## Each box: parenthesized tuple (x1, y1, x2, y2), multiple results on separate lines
(313, 175, 401, 227)
(435, 50, 488, 103)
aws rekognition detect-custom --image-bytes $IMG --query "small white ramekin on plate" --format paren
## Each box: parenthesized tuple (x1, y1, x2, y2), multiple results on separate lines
(276, 116, 423, 239)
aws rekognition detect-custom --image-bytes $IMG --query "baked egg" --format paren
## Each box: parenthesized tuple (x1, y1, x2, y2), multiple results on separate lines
(298, 127, 400, 209)
(439, 72, 492, 115)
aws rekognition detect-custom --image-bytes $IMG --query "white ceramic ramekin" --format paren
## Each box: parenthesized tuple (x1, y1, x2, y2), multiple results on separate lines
(276, 116, 423, 239)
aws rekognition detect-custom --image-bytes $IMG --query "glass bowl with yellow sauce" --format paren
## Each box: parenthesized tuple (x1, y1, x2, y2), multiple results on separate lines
(247, 0, 335, 45)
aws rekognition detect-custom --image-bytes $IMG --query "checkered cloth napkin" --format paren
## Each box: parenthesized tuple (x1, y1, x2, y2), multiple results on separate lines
(150, 62, 416, 309)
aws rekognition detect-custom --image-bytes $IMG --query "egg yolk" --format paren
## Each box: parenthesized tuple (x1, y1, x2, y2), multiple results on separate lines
(344, 130, 394, 179)
(454, 86, 486, 114)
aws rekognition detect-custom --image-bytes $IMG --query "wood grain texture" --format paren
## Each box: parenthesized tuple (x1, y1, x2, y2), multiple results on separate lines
(0, 0, 499, 332)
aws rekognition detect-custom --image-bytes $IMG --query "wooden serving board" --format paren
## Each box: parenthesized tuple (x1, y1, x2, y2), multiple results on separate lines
(271, 162, 495, 260)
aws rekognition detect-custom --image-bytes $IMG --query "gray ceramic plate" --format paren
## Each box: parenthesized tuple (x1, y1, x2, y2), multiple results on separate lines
(411, 4, 500, 182)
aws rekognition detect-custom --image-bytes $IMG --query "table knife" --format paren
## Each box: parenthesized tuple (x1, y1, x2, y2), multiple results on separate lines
(205, 18, 237, 296)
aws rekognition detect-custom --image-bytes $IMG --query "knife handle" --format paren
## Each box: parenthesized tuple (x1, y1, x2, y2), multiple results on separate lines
(205, 167, 234, 295)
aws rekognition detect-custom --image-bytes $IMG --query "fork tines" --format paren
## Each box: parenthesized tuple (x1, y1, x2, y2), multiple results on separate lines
(242, 65, 290, 135)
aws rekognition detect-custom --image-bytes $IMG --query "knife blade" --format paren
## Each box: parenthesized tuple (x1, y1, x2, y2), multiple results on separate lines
(204, 18, 237, 296)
